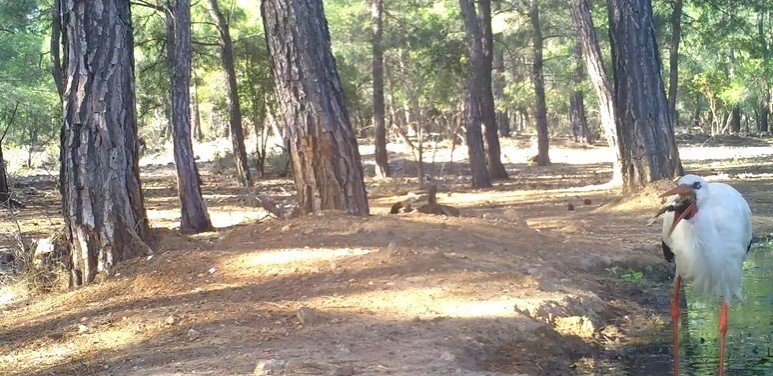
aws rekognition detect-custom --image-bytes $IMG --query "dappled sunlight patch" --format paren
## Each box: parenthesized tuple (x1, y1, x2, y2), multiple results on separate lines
(0, 323, 158, 375)
(310, 281, 556, 320)
(220, 247, 375, 277)
(207, 207, 269, 228)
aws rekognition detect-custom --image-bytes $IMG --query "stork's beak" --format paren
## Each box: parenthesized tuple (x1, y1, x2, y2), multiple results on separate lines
(659, 185, 692, 198)
(661, 185, 697, 238)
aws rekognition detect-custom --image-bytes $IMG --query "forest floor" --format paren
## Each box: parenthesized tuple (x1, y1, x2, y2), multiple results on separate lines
(0, 135, 771, 375)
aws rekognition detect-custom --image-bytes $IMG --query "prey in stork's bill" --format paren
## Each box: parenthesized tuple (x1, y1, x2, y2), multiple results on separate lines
(655, 174, 752, 376)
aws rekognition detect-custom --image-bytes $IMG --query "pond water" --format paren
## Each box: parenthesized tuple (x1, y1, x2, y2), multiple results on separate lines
(599, 243, 772, 375)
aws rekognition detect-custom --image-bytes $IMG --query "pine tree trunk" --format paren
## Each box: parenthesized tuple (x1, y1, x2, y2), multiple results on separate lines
(262, 0, 369, 216)
(206, 0, 252, 187)
(166, 0, 213, 232)
(667, 0, 682, 127)
(571, 0, 624, 184)
(478, 0, 508, 178)
(59, 0, 152, 286)
(459, 0, 492, 187)
(530, 0, 550, 166)
(372, 0, 390, 178)
(729, 106, 741, 134)
(607, 0, 683, 190)
(760, 102, 770, 133)
(570, 41, 590, 144)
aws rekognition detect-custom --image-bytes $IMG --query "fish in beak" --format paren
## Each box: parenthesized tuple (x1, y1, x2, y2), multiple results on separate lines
(659, 185, 698, 238)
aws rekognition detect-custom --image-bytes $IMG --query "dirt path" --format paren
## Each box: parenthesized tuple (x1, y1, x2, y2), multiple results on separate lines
(1, 136, 771, 375)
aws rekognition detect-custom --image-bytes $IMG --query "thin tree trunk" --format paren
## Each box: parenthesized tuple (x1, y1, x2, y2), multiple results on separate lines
(262, 0, 369, 216)
(0, 103, 19, 205)
(372, 0, 389, 178)
(459, 0, 492, 187)
(50, 0, 64, 98)
(571, 0, 624, 184)
(492, 29, 510, 138)
(0, 143, 9, 205)
(667, 0, 682, 127)
(192, 82, 203, 142)
(60, 0, 152, 286)
(758, 10, 770, 133)
(166, 0, 213, 232)
(570, 40, 590, 144)
(530, 0, 550, 166)
(206, 0, 252, 187)
(607, 0, 682, 190)
(478, 0, 508, 178)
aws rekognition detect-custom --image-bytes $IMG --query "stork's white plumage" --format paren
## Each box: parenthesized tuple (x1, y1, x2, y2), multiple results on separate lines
(659, 174, 752, 376)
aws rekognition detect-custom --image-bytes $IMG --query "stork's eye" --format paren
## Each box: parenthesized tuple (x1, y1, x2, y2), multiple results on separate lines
(691, 181, 702, 190)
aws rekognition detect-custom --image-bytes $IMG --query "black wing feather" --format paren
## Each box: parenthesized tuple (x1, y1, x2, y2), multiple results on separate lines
(662, 241, 675, 263)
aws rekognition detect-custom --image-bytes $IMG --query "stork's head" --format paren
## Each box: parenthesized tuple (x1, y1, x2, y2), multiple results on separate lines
(660, 174, 709, 237)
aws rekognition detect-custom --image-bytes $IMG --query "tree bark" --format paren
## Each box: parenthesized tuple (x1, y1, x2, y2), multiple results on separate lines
(459, 0, 492, 187)
(59, 0, 152, 286)
(570, 40, 590, 144)
(530, 0, 550, 166)
(571, 0, 624, 184)
(607, 0, 683, 190)
(478, 0, 508, 178)
(372, 0, 389, 178)
(166, 0, 214, 232)
(667, 0, 682, 127)
(262, 0, 369, 216)
(205, 0, 252, 187)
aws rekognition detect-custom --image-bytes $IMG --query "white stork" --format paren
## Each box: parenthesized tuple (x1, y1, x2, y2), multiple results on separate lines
(658, 174, 752, 376)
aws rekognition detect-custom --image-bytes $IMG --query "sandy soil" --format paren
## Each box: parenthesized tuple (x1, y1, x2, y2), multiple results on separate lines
(0, 135, 771, 376)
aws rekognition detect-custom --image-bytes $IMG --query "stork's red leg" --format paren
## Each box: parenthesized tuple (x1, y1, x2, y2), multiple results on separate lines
(670, 275, 682, 376)
(718, 300, 728, 376)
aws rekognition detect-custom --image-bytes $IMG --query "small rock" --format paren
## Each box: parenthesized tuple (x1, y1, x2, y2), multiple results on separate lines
(303, 228, 314, 235)
(187, 328, 200, 341)
(165, 316, 176, 325)
(334, 366, 356, 376)
(567, 203, 575, 211)
(77, 324, 89, 334)
(208, 267, 217, 274)
(387, 241, 397, 249)
(440, 351, 456, 361)
(281, 224, 293, 232)
(296, 307, 317, 326)
(482, 213, 496, 220)
(254, 359, 288, 375)
(584, 198, 592, 205)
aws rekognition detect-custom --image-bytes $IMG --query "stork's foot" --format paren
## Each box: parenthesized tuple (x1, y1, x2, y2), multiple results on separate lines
(671, 276, 682, 376)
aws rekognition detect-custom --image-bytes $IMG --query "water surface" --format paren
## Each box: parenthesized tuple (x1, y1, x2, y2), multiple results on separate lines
(601, 244, 772, 375)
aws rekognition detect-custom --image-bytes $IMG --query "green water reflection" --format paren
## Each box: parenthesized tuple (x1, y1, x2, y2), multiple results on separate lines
(678, 244, 772, 375)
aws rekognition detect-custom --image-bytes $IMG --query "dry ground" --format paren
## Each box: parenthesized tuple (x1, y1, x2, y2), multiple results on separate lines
(0, 135, 771, 375)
